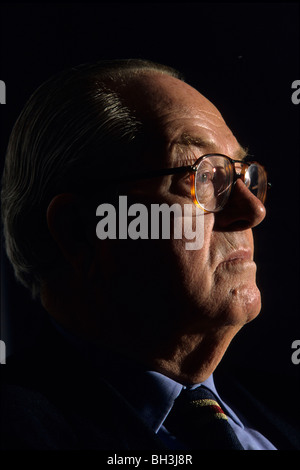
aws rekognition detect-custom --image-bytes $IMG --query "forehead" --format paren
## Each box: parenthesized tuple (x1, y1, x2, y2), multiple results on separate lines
(122, 73, 243, 164)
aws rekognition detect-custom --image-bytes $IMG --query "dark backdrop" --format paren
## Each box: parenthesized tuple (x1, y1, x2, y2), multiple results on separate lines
(0, 3, 299, 383)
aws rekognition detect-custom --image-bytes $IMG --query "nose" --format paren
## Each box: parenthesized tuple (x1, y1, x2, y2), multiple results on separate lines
(214, 178, 266, 231)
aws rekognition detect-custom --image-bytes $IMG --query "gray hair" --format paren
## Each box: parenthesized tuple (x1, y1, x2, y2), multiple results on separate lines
(1, 59, 182, 298)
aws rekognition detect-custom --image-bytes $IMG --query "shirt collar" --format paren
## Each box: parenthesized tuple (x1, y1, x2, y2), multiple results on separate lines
(111, 370, 243, 433)
(131, 372, 244, 432)
(130, 371, 183, 433)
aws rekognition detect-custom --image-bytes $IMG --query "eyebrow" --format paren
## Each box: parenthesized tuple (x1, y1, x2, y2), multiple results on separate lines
(174, 132, 249, 162)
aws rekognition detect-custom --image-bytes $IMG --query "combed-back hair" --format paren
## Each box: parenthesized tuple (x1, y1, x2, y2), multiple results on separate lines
(1, 59, 182, 298)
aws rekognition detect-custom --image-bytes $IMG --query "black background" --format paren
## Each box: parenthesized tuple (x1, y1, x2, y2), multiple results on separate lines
(0, 2, 299, 384)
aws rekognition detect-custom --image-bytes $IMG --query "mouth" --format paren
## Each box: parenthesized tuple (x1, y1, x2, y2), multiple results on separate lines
(218, 249, 253, 268)
(224, 249, 252, 263)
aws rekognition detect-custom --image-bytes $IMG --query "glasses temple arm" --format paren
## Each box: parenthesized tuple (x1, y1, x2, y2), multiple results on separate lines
(117, 165, 194, 182)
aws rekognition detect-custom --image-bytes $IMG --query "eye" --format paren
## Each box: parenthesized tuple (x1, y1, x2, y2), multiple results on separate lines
(198, 170, 214, 184)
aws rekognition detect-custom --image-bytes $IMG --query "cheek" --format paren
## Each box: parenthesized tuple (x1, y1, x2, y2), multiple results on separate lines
(169, 214, 215, 300)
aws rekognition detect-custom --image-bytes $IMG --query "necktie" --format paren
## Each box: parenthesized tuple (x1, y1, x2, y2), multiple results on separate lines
(164, 385, 244, 450)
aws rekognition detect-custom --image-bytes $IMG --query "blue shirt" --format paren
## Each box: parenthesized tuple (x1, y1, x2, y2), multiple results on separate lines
(121, 370, 277, 450)
(97, 364, 277, 450)
(53, 320, 277, 450)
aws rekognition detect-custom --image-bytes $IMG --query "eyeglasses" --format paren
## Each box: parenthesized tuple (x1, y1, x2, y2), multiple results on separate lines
(123, 153, 269, 213)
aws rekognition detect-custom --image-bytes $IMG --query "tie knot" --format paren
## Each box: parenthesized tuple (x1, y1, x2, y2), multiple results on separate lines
(183, 385, 221, 402)
(174, 386, 228, 423)
(164, 385, 244, 449)
(183, 386, 228, 421)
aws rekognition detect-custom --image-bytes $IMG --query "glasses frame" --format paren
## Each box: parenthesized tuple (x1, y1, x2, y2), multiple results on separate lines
(121, 153, 269, 213)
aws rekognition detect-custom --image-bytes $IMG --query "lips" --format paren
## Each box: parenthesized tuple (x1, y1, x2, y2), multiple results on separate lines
(223, 249, 252, 263)
(216, 249, 254, 270)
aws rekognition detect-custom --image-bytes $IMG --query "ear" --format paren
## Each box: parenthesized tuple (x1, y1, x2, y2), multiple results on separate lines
(46, 193, 93, 274)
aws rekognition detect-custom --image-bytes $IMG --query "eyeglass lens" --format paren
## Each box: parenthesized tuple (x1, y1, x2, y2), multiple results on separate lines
(195, 156, 267, 212)
(244, 163, 267, 204)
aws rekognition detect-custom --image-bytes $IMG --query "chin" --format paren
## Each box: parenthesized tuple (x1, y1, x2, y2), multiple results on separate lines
(227, 283, 262, 325)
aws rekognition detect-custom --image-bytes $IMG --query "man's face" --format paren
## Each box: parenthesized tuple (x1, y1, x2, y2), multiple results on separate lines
(92, 73, 266, 343)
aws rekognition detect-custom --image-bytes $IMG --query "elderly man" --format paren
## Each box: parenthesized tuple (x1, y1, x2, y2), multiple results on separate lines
(0, 59, 298, 450)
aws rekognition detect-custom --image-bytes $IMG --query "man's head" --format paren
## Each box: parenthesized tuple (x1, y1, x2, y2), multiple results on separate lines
(1, 59, 266, 382)
(1, 59, 181, 297)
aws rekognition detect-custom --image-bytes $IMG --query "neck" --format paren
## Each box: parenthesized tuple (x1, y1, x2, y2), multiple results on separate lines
(42, 279, 242, 385)
(148, 325, 241, 384)
(99, 317, 242, 385)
